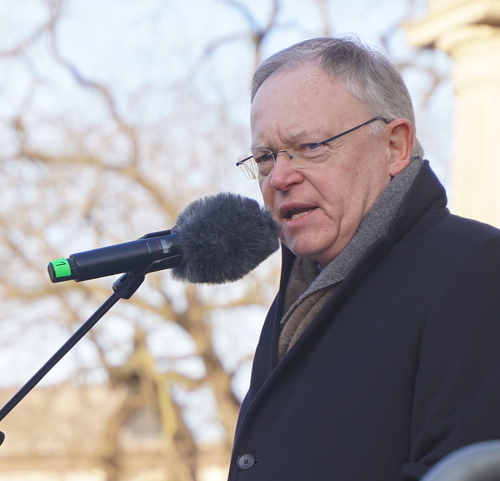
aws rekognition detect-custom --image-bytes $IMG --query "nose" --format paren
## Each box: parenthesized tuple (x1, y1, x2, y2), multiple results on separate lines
(269, 150, 302, 191)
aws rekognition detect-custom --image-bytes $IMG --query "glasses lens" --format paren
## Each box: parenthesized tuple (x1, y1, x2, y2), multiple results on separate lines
(237, 154, 260, 179)
(294, 142, 327, 162)
(236, 140, 330, 180)
(252, 149, 275, 178)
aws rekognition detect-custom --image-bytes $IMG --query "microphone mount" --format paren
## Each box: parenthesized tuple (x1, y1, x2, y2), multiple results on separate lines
(0, 192, 280, 445)
(0, 247, 181, 445)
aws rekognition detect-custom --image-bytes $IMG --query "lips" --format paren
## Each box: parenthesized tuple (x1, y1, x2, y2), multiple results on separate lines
(280, 204, 318, 221)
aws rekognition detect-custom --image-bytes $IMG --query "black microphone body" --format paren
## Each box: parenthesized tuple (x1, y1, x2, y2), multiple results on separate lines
(48, 232, 181, 283)
(48, 193, 280, 285)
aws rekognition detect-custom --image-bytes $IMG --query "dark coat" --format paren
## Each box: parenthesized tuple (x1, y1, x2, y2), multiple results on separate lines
(228, 162, 500, 481)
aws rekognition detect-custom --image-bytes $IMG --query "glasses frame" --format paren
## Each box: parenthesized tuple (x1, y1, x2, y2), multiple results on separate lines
(236, 116, 391, 179)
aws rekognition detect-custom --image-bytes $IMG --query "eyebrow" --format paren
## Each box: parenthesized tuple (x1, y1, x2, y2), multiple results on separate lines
(251, 129, 315, 150)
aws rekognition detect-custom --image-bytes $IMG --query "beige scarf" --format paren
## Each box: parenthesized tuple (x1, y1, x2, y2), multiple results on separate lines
(278, 257, 338, 360)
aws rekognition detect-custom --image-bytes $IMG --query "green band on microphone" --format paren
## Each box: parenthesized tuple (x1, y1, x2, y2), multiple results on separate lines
(49, 258, 72, 278)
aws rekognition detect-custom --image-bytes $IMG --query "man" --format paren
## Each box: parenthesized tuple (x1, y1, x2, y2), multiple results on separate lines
(229, 37, 500, 481)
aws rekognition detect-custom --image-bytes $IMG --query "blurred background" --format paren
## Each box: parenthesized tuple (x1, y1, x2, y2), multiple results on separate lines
(0, 0, 497, 480)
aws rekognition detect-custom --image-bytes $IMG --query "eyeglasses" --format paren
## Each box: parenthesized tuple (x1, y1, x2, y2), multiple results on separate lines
(236, 116, 390, 179)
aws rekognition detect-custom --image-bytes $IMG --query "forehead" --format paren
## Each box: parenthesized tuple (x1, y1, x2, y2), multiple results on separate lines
(250, 63, 366, 146)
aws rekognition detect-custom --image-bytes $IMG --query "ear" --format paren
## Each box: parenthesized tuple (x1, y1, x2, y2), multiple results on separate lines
(386, 119, 414, 177)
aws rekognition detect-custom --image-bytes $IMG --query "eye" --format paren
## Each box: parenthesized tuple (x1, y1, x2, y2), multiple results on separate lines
(297, 142, 324, 159)
(302, 142, 321, 151)
(253, 150, 274, 164)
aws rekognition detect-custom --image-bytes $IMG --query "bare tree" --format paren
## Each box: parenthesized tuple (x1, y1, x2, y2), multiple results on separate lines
(0, 0, 450, 479)
(0, 0, 283, 479)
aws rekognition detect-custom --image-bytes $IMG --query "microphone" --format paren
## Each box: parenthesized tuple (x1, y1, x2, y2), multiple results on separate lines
(47, 193, 280, 284)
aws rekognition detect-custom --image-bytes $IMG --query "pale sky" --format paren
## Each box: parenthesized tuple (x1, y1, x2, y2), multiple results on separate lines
(0, 0, 453, 416)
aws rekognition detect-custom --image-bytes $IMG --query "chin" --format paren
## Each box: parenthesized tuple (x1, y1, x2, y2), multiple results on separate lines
(287, 243, 325, 264)
(286, 237, 339, 266)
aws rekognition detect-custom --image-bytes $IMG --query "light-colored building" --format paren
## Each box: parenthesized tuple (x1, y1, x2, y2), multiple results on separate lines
(0, 384, 226, 481)
(406, 0, 500, 226)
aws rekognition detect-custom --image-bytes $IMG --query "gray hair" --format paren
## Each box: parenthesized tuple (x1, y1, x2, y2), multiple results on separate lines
(251, 36, 423, 160)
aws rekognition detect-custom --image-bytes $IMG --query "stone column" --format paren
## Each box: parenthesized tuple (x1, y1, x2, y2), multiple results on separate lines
(406, 0, 500, 226)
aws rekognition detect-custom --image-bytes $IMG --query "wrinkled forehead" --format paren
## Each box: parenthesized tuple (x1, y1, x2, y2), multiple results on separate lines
(250, 64, 367, 148)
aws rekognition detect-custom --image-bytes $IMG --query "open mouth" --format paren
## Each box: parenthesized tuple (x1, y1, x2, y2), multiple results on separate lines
(285, 207, 317, 220)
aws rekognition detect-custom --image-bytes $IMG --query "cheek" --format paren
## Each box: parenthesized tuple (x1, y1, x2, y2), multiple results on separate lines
(258, 179, 267, 200)
(311, 173, 345, 204)
(259, 179, 275, 209)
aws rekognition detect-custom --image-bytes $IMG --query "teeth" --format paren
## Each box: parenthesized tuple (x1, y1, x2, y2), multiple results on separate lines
(290, 210, 311, 220)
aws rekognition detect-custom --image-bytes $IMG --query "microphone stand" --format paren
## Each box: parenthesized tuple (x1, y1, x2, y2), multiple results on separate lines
(0, 252, 181, 446)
